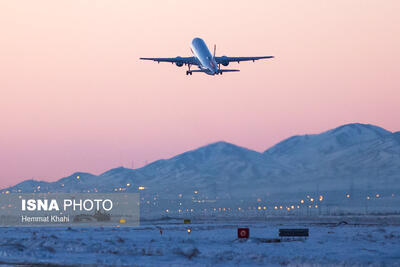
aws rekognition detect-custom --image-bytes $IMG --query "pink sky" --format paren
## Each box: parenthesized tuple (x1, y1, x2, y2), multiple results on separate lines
(1, 0, 399, 188)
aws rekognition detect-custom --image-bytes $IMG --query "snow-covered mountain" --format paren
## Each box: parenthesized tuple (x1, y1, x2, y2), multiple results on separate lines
(2, 123, 400, 204)
(264, 123, 391, 166)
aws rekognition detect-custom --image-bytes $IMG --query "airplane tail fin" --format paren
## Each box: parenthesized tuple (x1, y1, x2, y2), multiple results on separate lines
(213, 44, 216, 58)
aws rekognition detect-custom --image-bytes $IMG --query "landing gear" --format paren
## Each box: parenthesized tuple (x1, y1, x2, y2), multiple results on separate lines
(186, 64, 192, 75)
(217, 64, 222, 75)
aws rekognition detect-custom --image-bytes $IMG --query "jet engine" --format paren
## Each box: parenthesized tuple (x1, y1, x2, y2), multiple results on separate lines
(220, 56, 229, 66)
(175, 56, 184, 67)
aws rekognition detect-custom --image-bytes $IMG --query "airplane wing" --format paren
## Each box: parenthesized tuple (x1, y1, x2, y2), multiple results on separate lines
(215, 56, 274, 64)
(140, 56, 199, 65)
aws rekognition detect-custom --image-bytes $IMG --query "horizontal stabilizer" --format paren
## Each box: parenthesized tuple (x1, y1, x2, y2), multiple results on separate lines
(219, 69, 240, 72)
(190, 70, 208, 73)
(187, 69, 240, 75)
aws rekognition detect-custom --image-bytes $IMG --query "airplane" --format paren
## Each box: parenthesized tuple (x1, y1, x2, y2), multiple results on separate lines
(140, 37, 274, 76)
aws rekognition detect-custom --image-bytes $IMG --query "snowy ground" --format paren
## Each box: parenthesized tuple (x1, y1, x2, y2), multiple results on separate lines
(0, 218, 400, 266)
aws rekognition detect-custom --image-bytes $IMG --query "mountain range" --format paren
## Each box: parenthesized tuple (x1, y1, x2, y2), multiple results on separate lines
(2, 123, 400, 202)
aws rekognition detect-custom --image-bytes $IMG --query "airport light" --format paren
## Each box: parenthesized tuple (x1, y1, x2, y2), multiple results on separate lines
(126, 183, 130, 187)
(194, 190, 198, 194)
(291, 205, 295, 209)
(76, 176, 80, 180)
(310, 198, 314, 202)
(376, 194, 380, 198)
(319, 195, 323, 201)
(300, 200, 304, 204)
(257, 206, 261, 210)
(346, 194, 350, 198)
(315, 205, 318, 208)
(263, 206, 267, 210)
(138, 186, 145, 190)
(274, 206, 278, 210)
(366, 196, 370, 200)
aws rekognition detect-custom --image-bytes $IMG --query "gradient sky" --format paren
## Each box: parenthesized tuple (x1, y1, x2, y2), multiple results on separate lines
(1, 0, 399, 188)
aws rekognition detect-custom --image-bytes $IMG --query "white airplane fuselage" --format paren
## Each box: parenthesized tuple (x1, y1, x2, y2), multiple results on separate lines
(190, 38, 219, 75)
(140, 37, 273, 75)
